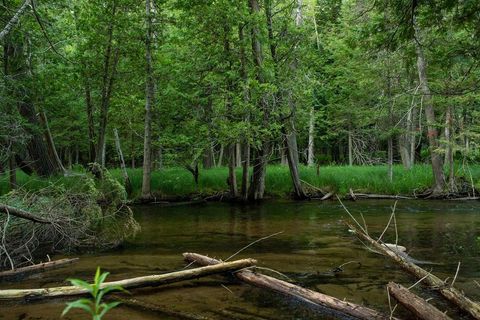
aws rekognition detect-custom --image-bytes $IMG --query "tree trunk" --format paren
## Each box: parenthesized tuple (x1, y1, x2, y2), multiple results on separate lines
(228, 144, 238, 197)
(348, 129, 353, 166)
(217, 144, 224, 167)
(0, 0, 30, 42)
(114, 128, 132, 195)
(307, 105, 315, 166)
(235, 142, 241, 167)
(241, 143, 250, 200)
(84, 73, 96, 163)
(247, 0, 269, 201)
(413, 18, 445, 194)
(95, 1, 119, 165)
(0, 258, 79, 281)
(445, 106, 455, 192)
(39, 112, 66, 174)
(142, 0, 155, 199)
(285, 132, 307, 199)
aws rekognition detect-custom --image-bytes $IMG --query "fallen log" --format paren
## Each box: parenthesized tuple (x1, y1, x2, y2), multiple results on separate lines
(347, 222, 480, 319)
(183, 253, 393, 320)
(352, 193, 413, 200)
(0, 258, 256, 300)
(0, 204, 53, 224)
(0, 258, 79, 281)
(387, 282, 452, 320)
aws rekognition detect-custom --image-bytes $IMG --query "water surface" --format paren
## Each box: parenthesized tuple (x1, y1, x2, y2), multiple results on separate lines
(1, 200, 479, 319)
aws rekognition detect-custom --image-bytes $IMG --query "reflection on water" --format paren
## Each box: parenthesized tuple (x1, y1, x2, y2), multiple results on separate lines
(1, 200, 479, 319)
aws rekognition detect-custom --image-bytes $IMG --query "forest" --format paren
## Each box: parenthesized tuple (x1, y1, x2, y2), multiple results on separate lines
(1, 0, 480, 319)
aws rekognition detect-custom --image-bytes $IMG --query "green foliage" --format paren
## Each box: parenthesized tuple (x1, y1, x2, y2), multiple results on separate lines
(62, 267, 126, 320)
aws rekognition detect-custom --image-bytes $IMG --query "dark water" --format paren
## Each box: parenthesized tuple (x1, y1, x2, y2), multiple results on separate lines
(1, 200, 479, 319)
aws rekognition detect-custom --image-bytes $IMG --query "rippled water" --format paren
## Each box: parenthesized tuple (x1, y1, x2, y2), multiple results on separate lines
(1, 200, 479, 319)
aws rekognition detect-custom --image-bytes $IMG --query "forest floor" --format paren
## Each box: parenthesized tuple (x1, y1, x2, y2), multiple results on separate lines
(1, 164, 479, 200)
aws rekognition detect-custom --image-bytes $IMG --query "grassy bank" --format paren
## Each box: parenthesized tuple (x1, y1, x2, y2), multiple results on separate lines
(2, 164, 479, 199)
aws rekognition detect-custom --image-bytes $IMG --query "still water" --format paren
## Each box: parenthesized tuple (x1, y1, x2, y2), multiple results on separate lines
(1, 200, 479, 319)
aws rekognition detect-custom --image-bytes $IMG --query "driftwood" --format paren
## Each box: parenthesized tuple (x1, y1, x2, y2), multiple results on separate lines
(347, 222, 480, 319)
(0, 204, 53, 224)
(183, 253, 393, 320)
(352, 193, 413, 200)
(387, 282, 452, 320)
(0, 258, 79, 280)
(0, 258, 256, 300)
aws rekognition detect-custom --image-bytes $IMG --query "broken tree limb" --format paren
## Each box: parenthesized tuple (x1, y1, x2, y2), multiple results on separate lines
(353, 193, 413, 200)
(0, 258, 256, 300)
(0, 0, 31, 41)
(0, 204, 53, 224)
(347, 222, 480, 319)
(387, 282, 452, 320)
(183, 253, 393, 320)
(0, 258, 79, 280)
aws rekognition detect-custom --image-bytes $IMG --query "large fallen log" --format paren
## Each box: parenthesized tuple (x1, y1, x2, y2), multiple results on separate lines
(347, 222, 480, 319)
(0, 204, 53, 224)
(183, 253, 393, 320)
(0, 258, 79, 281)
(387, 282, 451, 320)
(0, 258, 255, 300)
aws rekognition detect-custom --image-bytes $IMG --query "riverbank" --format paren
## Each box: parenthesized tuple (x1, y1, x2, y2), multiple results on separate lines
(1, 164, 479, 200)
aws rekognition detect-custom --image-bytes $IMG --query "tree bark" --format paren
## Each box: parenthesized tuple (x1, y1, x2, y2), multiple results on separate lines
(348, 129, 353, 166)
(413, 18, 445, 194)
(0, 0, 30, 42)
(0, 204, 54, 224)
(114, 128, 132, 195)
(307, 105, 315, 166)
(95, 0, 119, 165)
(387, 282, 452, 320)
(445, 106, 455, 192)
(0, 258, 256, 300)
(38, 112, 66, 175)
(141, 0, 155, 199)
(184, 253, 392, 320)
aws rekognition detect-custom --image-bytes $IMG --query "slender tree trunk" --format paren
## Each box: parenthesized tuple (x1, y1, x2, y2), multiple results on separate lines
(235, 142, 241, 168)
(142, 0, 155, 199)
(238, 24, 250, 200)
(114, 128, 132, 195)
(39, 112, 66, 175)
(307, 105, 315, 166)
(0, 0, 30, 42)
(248, 0, 269, 201)
(217, 144, 224, 167)
(348, 129, 353, 166)
(95, 1, 119, 165)
(445, 106, 455, 192)
(413, 18, 445, 194)
(84, 74, 96, 162)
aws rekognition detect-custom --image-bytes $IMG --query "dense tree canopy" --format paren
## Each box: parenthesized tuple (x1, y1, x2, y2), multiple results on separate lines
(1, 0, 479, 198)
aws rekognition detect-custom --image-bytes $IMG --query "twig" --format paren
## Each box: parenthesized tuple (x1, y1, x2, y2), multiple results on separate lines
(336, 195, 368, 235)
(408, 270, 432, 290)
(450, 262, 461, 288)
(224, 231, 283, 262)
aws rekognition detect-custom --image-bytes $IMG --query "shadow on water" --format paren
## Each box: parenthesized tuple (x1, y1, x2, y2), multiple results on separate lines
(0, 200, 479, 319)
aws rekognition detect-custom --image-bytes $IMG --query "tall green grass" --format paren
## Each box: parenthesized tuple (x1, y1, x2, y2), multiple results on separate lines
(1, 164, 478, 198)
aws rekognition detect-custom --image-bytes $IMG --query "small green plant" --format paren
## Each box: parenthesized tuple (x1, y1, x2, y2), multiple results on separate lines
(62, 267, 126, 320)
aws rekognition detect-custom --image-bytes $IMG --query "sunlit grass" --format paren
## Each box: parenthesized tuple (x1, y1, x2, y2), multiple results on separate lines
(1, 164, 478, 198)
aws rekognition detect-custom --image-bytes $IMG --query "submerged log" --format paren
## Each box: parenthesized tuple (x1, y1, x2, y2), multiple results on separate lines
(183, 253, 392, 320)
(352, 193, 413, 200)
(387, 282, 452, 320)
(0, 258, 256, 300)
(0, 258, 79, 280)
(347, 222, 480, 319)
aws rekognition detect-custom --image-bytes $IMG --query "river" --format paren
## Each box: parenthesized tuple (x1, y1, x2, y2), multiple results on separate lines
(1, 200, 479, 319)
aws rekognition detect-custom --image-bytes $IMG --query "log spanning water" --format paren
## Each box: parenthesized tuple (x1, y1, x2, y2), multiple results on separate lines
(0, 258, 256, 300)
(183, 252, 393, 320)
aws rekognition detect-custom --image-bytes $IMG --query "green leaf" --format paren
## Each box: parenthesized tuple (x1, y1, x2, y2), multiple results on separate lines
(68, 279, 92, 292)
(98, 301, 121, 319)
(61, 299, 93, 317)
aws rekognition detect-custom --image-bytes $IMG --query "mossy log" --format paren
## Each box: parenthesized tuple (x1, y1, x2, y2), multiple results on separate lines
(387, 282, 452, 320)
(0, 258, 256, 300)
(183, 252, 393, 320)
(347, 222, 480, 319)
